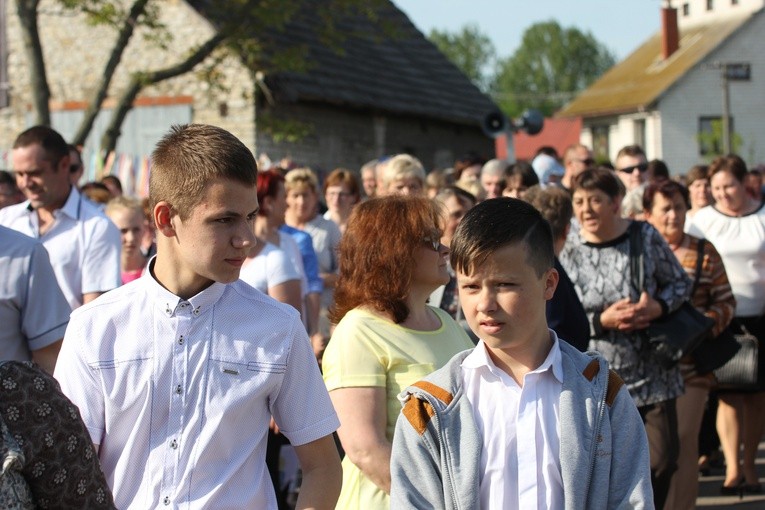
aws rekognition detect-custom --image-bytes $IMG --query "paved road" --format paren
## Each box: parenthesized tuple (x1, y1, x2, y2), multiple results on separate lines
(696, 441, 765, 508)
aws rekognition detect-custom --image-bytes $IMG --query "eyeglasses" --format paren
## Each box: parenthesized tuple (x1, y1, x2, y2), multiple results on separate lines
(422, 236, 442, 251)
(618, 162, 649, 174)
(326, 191, 352, 199)
(575, 158, 595, 166)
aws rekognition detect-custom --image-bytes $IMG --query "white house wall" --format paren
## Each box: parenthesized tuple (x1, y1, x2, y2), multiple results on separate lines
(660, 9, 765, 174)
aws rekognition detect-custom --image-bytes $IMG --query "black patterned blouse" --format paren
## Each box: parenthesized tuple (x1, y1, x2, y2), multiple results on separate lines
(0, 361, 115, 509)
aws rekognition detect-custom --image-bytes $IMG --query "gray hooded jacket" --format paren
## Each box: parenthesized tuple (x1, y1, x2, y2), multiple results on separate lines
(390, 339, 653, 509)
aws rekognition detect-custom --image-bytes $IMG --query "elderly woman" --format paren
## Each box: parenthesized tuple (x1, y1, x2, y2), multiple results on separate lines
(687, 154, 765, 495)
(560, 167, 692, 509)
(285, 168, 343, 339)
(643, 180, 735, 507)
(323, 168, 361, 234)
(322, 196, 474, 509)
(377, 154, 426, 196)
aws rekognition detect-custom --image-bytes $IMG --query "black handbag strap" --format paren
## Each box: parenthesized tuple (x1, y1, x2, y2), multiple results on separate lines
(691, 239, 705, 296)
(628, 221, 644, 296)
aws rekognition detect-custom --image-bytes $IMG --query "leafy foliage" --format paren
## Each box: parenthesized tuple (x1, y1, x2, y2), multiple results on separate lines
(427, 23, 496, 92)
(492, 21, 616, 117)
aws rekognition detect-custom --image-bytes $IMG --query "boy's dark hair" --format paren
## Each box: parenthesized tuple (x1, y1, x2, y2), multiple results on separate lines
(451, 197, 554, 278)
(150, 124, 258, 220)
(13, 125, 69, 166)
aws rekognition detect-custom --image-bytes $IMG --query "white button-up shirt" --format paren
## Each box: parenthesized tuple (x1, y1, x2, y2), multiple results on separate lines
(55, 267, 339, 509)
(0, 187, 121, 309)
(462, 332, 564, 509)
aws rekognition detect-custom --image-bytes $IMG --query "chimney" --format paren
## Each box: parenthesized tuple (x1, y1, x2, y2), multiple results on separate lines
(661, 6, 680, 59)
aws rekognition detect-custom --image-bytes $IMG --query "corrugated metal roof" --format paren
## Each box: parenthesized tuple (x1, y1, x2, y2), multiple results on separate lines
(557, 13, 756, 118)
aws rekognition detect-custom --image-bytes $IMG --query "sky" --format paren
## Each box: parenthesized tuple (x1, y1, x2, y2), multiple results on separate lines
(391, 0, 665, 61)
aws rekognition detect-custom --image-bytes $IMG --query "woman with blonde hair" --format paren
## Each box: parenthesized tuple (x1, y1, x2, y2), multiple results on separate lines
(322, 195, 473, 509)
(378, 154, 426, 196)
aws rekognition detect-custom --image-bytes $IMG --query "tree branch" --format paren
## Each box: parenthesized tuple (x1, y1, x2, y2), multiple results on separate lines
(16, 0, 50, 125)
(72, 0, 150, 145)
(100, 31, 227, 153)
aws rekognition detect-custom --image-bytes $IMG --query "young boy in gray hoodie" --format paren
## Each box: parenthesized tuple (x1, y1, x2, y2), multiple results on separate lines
(390, 198, 653, 509)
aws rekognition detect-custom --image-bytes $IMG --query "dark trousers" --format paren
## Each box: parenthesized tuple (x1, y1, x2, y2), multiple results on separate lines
(638, 398, 679, 509)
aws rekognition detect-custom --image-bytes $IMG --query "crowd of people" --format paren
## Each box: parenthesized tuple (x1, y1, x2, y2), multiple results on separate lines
(1, 122, 764, 509)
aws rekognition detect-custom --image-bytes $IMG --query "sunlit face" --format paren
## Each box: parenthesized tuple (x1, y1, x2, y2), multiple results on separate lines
(107, 207, 146, 256)
(361, 168, 376, 198)
(572, 188, 620, 238)
(688, 178, 712, 210)
(286, 184, 318, 222)
(12, 144, 71, 211)
(325, 184, 357, 216)
(615, 154, 648, 191)
(710, 170, 747, 215)
(388, 177, 423, 196)
(459, 165, 481, 183)
(481, 173, 505, 200)
(410, 226, 450, 292)
(441, 195, 472, 247)
(458, 242, 557, 350)
(164, 178, 258, 290)
(566, 146, 593, 178)
(502, 174, 529, 199)
(645, 192, 686, 244)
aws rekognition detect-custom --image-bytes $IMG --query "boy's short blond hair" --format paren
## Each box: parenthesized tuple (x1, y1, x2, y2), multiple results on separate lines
(381, 154, 426, 189)
(284, 168, 319, 193)
(149, 124, 258, 220)
(105, 196, 144, 218)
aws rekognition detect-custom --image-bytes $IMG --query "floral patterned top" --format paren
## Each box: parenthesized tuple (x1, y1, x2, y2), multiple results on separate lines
(0, 361, 115, 509)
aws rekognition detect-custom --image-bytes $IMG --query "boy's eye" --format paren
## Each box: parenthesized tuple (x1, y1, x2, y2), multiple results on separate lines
(246, 212, 258, 221)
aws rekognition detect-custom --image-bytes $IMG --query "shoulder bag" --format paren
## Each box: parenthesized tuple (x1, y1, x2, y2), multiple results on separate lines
(688, 239, 742, 374)
(628, 222, 715, 370)
(713, 321, 759, 390)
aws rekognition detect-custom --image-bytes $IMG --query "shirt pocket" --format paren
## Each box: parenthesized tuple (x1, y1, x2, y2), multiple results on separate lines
(206, 356, 287, 410)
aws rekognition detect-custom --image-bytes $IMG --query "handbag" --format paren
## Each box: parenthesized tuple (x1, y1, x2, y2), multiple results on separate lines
(713, 321, 759, 390)
(688, 239, 742, 374)
(628, 222, 715, 370)
(0, 364, 35, 510)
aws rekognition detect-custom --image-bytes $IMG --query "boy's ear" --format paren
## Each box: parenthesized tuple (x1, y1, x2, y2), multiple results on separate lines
(543, 267, 559, 301)
(154, 201, 177, 238)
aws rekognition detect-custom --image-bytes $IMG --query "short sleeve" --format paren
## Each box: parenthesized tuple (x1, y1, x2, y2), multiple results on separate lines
(266, 247, 301, 288)
(81, 217, 121, 295)
(322, 311, 388, 391)
(23, 242, 70, 351)
(271, 320, 339, 446)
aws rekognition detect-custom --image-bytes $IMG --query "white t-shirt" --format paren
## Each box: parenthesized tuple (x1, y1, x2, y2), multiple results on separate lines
(54, 266, 339, 508)
(239, 242, 301, 293)
(687, 203, 765, 317)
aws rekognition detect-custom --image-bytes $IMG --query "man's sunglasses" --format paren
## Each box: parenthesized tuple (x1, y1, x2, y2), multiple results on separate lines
(618, 162, 649, 174)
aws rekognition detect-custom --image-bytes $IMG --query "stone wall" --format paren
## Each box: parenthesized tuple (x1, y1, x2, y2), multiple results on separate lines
(255, 101, 494, 174)
(0, 0, 255, 159)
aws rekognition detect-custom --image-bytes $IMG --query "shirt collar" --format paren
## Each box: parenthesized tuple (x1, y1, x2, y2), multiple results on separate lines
(142, 257, 228, 318)
(24, 186, 78, 218)
(462, 329, 563, 384)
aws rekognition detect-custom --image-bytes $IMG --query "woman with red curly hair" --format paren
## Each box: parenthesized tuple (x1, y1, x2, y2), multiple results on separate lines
(322, 195, 474, 510)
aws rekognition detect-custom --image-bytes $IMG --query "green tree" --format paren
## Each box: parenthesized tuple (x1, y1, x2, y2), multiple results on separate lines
(428, 24, 496, 92)
(492, 20, 615, 117)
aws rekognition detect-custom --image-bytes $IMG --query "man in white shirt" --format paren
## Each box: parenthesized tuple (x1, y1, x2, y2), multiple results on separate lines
(391, 198, 652, 509)
(54, 124, 341, 509)
(0, 126, 120, 309)
(0, 225, 70, 373)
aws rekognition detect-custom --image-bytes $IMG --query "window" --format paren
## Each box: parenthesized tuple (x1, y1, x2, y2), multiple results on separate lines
(591, 125, 610, 163)
(698, 116, 735, 156)
(683, 3, 690, 16)
(707, 0, 714, 11)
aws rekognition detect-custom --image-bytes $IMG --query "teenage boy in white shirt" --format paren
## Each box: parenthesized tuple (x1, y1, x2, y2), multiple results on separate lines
(390, 198, 653, 509)
(55, 124, 341, 509)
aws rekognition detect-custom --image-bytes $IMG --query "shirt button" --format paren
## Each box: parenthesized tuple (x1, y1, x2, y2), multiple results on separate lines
(178, 335, 184, 345)
(170, 439, 178, 449)
(193, 308, 200, 316)
(163, 496, 170, 505)
(175, 385, 182, 395)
